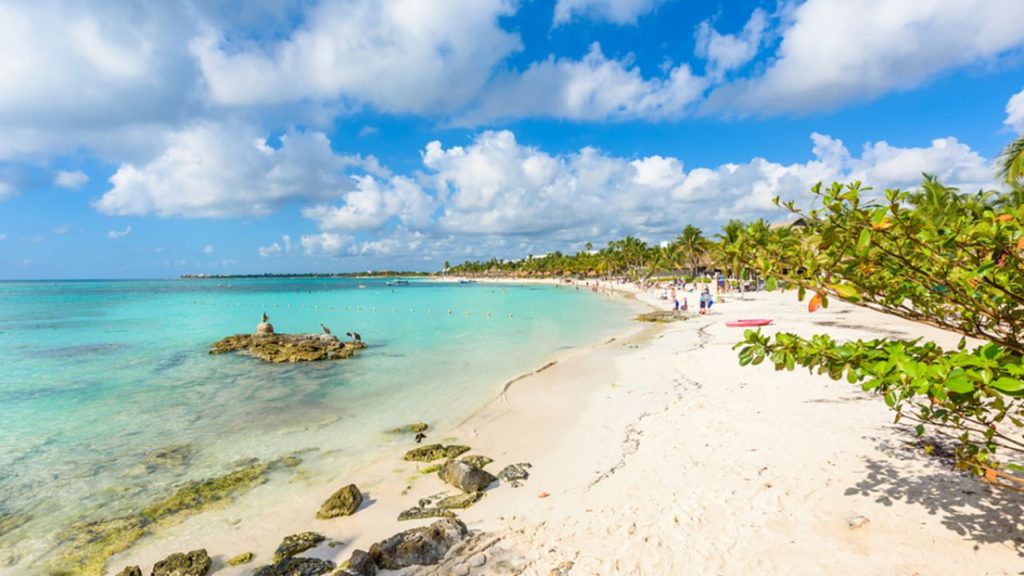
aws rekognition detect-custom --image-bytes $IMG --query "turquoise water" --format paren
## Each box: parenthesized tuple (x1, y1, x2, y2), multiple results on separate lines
(0, 278, 635, 571)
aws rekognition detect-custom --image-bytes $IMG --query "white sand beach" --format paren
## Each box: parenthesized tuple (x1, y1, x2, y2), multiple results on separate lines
(108, 285, 1023, 576)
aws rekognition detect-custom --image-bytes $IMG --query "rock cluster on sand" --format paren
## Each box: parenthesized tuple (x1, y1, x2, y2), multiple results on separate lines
(339, 550, 377, 576)
(497, 463, 531, 485)
(115, 567, 142, 576)
(151, 549, 211, 576)
(252, 557, 336, 576)
(272, 532, 326, 563)
(403, 444, 471, 462)
(226, 552, 254, 566)
(316, 484, 363, 519)
(634, 310, 689, 323)
(368, 518, 469, 570)
(210, 333, 366, 363)
(438, 460, 497, 493)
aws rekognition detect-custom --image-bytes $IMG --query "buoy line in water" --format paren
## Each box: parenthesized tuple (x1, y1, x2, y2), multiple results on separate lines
(184, 299, 514, 318)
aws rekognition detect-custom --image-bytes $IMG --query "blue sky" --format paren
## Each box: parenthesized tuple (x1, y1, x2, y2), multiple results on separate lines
(1, 0, 1023, 279)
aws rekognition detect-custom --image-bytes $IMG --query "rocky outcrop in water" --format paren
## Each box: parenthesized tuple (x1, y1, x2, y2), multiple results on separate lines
(438, 460, 496, 493)
(273, 532, 326, 563)
(403, 444, 471, 462)
(151, 549, 211, 576)
(252, 557, 336, 576)
(388, 423, 429, 434)
(369, 518, 469, 570)
(210, 333, 367, 363)
(316, 484, 363, 519)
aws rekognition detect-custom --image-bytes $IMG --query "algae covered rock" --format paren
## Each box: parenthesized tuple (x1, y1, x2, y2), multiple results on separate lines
(403, 444, 471, 462)
(369, 518, 469, 570)
(210, 333, 366, 363)
(460, 455, 493, 469)
(252, 557, 336, 576)
(397, 507, 456, 522)
(273, 532, 326, 563)
(634, 310, 687, 323)
(439, 460, 496, 493)
(388, 423, 429, 434)
(51, 516, 145, 576)
(144, 445, 193, 469)
(115, 567, 142, 576)
(436, 491, 485, 510)
(316, 484, 362, 519)
(497, 463, 532, 484)
(141, 461, 268, 522)
(0, 511, 29, 538)
(227, 552, 254, 566)
(151, 549, 211, 576)
(339, 550, 377, 576)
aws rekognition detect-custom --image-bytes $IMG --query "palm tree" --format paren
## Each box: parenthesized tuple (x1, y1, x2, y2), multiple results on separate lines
(998, 134, 1024, 185)
(672, 225, 709, 279)
(714, 219, 745, 292)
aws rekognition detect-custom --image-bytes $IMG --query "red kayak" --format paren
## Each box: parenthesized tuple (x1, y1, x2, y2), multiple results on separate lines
(725, 319, 774, 327)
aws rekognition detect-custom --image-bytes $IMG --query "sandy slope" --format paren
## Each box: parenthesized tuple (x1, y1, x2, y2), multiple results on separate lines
(408, 288, 1023, 576)
(107, 286, 1023, 576)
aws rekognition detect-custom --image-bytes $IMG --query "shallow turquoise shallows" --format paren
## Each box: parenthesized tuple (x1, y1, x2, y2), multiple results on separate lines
(0, 278, 634, 569)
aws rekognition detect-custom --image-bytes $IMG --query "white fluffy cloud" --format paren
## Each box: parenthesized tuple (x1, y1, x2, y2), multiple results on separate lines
(107, 225, 132, 239)
(1007, 87, 1024, 133)
(706, 0, 1024, 115)
(55, 170, 88, 189)
(0, 1, 200, 160)
(695, 9, 767, 80)
(462, 43, 706, 124)
(259, 235, 294, 258)
(300, 232, 354, 256)
(202, 244, 214, 255)
(193, 0, 521, 114)
(302, 175, 436, 232)
(553, 0, 665, 25)
(410, 130, 999, 241)
(96, 122, 380, 218)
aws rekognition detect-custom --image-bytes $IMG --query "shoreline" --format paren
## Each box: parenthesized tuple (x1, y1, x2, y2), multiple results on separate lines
(99, 281, 1023, 574)
(100, 280, 656, 575)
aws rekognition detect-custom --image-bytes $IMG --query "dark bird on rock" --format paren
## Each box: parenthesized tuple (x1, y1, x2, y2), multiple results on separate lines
(346, 331, 362, 342)
(262, 312, 269, 322)
(415, 432, 427, 444)
(320, 323, 332, 335)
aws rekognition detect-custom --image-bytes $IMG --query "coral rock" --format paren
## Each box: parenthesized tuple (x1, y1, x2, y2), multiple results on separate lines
(316, 484, 363, 519)
(369, 518, 469, 570)
(273, 532, 326, 563)
(151, 549, 211, 576)
(439, 460, 497, 493)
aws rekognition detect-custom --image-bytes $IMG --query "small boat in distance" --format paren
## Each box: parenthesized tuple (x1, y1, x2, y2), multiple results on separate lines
(386, 279, 411, 286)
(458, 279, 477, 284)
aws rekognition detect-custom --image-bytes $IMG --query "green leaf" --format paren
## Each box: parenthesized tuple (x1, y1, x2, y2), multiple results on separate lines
(857, 228, 872, 253)
(765, 277, 778, 291)
(945, 375, 974, 394)
(829, 283, 862, 301)
(990, 377, 1024, 393)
